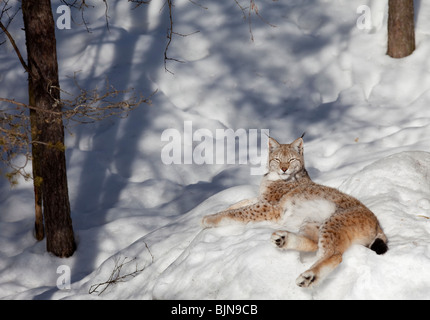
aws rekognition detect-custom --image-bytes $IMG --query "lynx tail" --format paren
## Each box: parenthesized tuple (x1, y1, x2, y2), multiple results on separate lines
(370, 238, 388, 255)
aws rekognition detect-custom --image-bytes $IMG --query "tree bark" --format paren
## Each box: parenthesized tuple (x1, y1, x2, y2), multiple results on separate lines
(22, 0, 76, 257)
(387, 0, 415, 58)
(29, 83, 44, 241)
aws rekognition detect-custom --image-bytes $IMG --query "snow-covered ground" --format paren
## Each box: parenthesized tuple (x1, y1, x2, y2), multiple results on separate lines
(1, 0, 430, 299)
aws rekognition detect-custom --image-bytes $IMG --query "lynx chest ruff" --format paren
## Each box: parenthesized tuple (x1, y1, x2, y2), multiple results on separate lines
(260, 179, 336, 229)
(279, 197, 336, 230)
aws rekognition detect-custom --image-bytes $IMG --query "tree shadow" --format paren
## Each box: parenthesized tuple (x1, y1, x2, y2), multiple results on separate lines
(52, 1, 171, 291)
(163, 1, 358, 139)
(415, 0, 421, 24)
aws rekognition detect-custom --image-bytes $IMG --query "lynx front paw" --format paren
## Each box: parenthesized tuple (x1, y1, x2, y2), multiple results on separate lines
(201, 214, 220, 228)
(296, 270, 317, 288)
(271, 231, 289, 249)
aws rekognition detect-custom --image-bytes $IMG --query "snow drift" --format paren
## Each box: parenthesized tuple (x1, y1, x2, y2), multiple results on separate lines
(48, 151, 430, 300)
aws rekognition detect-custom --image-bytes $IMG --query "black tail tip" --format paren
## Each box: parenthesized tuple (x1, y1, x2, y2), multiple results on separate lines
(370, 238, 388, 255)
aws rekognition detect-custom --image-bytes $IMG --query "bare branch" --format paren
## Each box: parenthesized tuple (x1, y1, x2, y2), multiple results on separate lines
(234, 0, 277, 42)
(60, 75, 156, 125)
(128, 0, 152, 9)
(89, 246, 153, 295)
(164, 0, 181, 74)
(0, 21, 30, 74)
(0, 76, 154, 184)
(60, 0, 110, 33)
(162, 0, 206, 74)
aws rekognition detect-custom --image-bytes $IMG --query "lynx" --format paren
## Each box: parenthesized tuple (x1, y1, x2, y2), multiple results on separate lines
(202, 136, 388, 288)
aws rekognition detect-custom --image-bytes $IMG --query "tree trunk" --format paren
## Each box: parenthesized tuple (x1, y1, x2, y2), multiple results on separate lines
(387, 0, 415, 58)
(22, 0, 76, 257)
(29, 83, 44, 241)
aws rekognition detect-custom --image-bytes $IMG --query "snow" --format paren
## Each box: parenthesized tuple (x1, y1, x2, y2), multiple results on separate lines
(1, 0, 430, 300)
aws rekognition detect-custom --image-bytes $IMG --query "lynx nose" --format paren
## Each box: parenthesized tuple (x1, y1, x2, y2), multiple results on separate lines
(281, 166, 288, 172)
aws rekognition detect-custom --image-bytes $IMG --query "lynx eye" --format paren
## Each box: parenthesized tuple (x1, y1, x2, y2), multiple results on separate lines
(289, 158, 298, 163)
(273, 158, 281, 163)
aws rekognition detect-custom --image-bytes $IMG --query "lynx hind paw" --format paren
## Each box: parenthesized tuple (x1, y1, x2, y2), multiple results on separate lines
(296, 270, 317, 288)
(271, 230, 289, 249)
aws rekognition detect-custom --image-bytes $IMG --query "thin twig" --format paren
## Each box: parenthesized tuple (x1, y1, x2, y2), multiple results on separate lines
(164, 0, 183, 74)
(128, 0, 152, 9)
(88, 246, 154, 296)
(163, 0, 206, 74)
(0, 21, 31, 74)
(234, 0, 277, 42)
(0, 76, 154, 184)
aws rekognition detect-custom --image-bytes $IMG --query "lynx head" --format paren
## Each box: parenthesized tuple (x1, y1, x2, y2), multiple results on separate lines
(266, 136, 307, 181)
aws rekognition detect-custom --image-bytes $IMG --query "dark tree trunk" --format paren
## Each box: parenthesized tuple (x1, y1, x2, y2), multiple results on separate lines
(22, 0, 76, 257)
(29, 84, 44, 241)
(387, 0, 415, 58)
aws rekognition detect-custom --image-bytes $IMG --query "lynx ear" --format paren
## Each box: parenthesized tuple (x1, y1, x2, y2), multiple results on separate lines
(291, 137, 304, 155)
(268, 137, 280, 152)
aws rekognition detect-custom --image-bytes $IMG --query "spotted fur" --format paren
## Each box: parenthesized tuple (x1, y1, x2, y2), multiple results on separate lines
(202, 136, 388, 287)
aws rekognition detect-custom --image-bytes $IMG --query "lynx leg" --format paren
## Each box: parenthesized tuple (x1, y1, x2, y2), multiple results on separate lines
(299, 221, 320, 243)
(296, 209, 372, 288)
(202, 212, 225, 228)
(226, 197, 259, 210)
(202, 209, 248, 228)
(271, 230, 318, 252)
(296, 253, 342, 287)
(202, 203, 281, 228)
